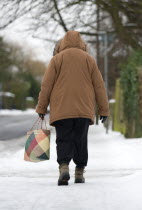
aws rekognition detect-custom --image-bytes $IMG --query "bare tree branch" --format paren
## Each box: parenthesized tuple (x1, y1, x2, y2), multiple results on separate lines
(52, 0, 68, 31)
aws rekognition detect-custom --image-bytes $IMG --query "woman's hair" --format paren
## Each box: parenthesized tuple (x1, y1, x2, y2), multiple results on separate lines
(53, 37, 89, 56)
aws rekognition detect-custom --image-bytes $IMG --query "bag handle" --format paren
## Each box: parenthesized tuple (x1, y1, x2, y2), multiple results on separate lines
(30, 117, 48, 131)
(41, 118, 48, 130)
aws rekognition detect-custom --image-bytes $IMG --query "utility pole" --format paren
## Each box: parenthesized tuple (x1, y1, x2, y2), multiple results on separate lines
(95, 31, 109, 133)
(96, 4, 100, 125)
(0, 82, 3, 109)
(104, 32, 109, 134)
(104, 33, 108, 96)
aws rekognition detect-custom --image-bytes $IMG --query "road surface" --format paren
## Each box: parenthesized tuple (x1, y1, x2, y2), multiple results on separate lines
(0, 114, 49, 140)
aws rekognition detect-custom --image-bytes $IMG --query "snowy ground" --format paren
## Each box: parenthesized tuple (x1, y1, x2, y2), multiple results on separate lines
(0, 122, 142, 210)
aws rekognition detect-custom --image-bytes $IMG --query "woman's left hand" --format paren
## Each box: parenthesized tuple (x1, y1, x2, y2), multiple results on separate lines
(38, 113, 45, 120)
(100, 116, 108, 123)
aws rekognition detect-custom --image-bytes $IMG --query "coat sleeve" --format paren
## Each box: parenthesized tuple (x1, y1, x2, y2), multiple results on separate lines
(91, 59, 110, 116)
(35, 57, 56, 114)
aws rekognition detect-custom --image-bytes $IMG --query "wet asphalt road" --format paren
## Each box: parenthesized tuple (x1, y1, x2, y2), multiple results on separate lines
(0, 114, 48, 140)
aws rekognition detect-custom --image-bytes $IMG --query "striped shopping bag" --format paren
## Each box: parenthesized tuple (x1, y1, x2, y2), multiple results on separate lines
(24, 117, 50, 162)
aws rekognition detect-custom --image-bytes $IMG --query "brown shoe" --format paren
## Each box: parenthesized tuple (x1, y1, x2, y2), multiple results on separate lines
(58, 163, 70, 186)
(74, 167, 86, 183)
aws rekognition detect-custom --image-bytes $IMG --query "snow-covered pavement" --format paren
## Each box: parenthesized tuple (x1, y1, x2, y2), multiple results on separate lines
(0, 123, 142, 210)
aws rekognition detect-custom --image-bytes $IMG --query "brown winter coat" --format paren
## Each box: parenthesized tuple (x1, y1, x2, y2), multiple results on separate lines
(35, 31, 110, 127)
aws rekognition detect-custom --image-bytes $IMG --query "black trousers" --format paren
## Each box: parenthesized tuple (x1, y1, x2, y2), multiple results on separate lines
(54, 118, 90, 168)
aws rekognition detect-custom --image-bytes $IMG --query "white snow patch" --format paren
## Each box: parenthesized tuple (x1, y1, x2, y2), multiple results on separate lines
(0, 108, 36, 115)
(0, 91, 15, 97)
(109, 98, 116, 103)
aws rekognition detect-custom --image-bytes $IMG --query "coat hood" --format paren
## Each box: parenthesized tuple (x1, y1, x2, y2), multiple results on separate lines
(53, 31, 87, 55)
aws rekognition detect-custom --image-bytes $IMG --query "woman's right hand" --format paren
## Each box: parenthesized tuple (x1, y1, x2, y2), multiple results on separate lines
(38, 113, 45, 120)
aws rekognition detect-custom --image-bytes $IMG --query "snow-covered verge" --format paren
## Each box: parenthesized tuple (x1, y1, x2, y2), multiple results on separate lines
(0, 123, 142, 210)
(0, 108, 36, 115)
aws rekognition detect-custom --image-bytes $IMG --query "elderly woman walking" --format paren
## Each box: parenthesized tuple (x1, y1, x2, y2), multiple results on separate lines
(36, 30, 110, 186)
